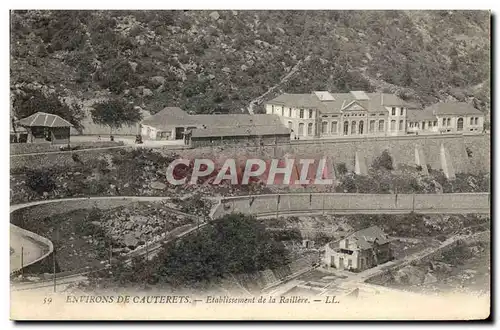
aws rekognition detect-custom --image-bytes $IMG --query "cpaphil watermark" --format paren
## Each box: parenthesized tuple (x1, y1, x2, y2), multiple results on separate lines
(166, 157, 334, 186)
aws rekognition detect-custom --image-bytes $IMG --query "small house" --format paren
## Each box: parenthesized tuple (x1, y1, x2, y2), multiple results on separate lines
(324, 226, 393, 271)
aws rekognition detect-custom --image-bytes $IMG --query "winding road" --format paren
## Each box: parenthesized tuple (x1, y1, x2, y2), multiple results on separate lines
(10, 193, 490, 279)
(9, 196, 202, 274)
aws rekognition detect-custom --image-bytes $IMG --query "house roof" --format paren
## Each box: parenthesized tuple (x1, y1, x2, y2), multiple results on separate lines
(141, 107, 198, 130)
(406, 108, 437, 122)
(425, 102, 484, 116)
(191, 114, 290, 138)
(17, 112, 73, 128)
(346, 226, 391, 250)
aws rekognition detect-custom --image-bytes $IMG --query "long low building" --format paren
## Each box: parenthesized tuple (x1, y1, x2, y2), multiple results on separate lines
(406, 102, 484, 135)
(140, 107, 291, 147)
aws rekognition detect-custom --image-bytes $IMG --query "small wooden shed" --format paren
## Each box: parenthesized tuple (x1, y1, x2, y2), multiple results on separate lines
(17, 112, 73, 144)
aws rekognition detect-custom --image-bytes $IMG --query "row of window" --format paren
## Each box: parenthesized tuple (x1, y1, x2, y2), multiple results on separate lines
(442, 117, 480, 127)
(271, 105, 314, 119)
(470, 117, 480, 125)
(290, 119, 410, 136)
(344, 113, 366, 117)
(293, 120, 395, 136)
(389, 120, 405, 132)
(291, 122, 315, 136)
(391, 107, 405, 116)
(409, 121, 438, 129)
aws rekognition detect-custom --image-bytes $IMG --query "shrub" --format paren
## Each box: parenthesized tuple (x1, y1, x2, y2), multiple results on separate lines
(336, 163, 348, 175)
(26, 169, 56, 195)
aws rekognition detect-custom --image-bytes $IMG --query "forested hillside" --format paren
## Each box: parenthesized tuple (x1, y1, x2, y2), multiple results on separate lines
(10, 10, 490, 130)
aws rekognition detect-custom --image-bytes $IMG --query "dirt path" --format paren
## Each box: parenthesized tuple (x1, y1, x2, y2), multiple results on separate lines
(247, 55, 311, 114)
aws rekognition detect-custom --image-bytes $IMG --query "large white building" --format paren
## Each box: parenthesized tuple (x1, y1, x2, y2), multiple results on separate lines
(265, 91, 485, 139)
(265, 91, 413, 139)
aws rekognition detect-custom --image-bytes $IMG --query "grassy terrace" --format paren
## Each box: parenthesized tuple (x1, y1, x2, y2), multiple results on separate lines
(10, 141, 125, 155)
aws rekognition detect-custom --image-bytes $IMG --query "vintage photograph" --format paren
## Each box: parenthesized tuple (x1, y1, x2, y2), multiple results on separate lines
(9, 10, 490, 320)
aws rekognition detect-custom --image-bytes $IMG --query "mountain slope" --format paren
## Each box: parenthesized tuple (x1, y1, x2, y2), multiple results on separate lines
(10, 10, 490, 128)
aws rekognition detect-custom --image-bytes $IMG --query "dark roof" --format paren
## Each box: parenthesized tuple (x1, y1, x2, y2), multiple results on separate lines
(191, 114, 290, 138)
(141, 107, 198, 130)
(346, 226, 390, 250)
(17, 112, 73, 128)
(406, 109, 437, 122)
(425, 102, 484, 116)
(142, 107, 290, 138)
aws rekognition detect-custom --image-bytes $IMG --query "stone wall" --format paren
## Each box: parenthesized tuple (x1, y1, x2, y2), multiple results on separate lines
(180, 134, 490, 175)
(10, 224, 54, 275)
(10, 134, 489, 175)
(211, 193, 491, 219)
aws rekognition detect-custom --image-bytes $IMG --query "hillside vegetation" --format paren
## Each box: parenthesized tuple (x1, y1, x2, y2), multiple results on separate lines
(11, 10, 490, 129)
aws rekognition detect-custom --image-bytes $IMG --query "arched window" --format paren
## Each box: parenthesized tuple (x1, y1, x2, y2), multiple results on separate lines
(457, 118, 464, 131)
(287, 121, 293, 129)
(343, 121, 349, 135)
(351, 121, 357, 134)
(307, 123, 314, 136)
(359, 121, 364, 135)
(379, 120, 384, 132)
(298, 123, 305, 136)
(322, 121, 328, 134)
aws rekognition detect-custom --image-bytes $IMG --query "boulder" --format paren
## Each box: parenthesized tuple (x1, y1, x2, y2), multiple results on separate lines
(150, 75, 165, 86)
(142, 88, 153, 97)
(150, 181, 167, 190)
(394, 265, 426, 285)
(209, 11, 220, 21)
(123, 234, 139, 248)
(130, 215, 149, 224)
(423, 272, 438, 284)
(129, 61, 138, 72)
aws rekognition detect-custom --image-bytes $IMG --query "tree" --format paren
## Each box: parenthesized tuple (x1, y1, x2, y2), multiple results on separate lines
(371, 150, 394, 171)
(91, 213, 290, 289)
(91, 98, 143, 133)
(12, 88, 84, 131)
(401, 62, 413, 87)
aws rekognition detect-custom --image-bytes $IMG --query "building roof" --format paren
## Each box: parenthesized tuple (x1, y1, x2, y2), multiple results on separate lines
(141, 107, 198, 130)
(191, 114, 290, 138)
(191, 125, 290, 138)
(267, 93, 326, 109)
(17, 112, 73, 128)
(267, 92, 415, 115)
(345, 226, 391, 250)
(406, 108, 437, 122)
(425, 102, 484, 116)
(142, 107, 290, 138)
(313, 91, 335, 101)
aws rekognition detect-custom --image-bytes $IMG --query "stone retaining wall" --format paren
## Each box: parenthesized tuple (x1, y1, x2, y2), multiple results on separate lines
(211, 193, 491, 219)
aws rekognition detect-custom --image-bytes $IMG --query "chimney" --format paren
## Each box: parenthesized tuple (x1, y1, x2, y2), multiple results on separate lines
(381, 93, 383, 105)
